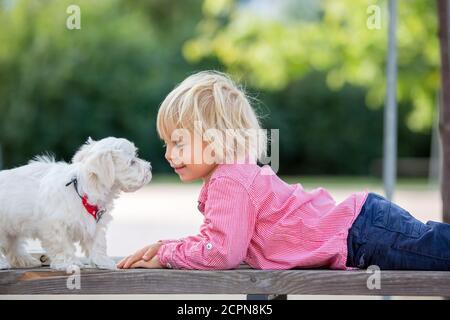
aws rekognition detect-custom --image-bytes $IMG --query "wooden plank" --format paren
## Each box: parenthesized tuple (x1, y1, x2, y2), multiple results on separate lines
(1, 255, 447, 296)
(1, 267, 450, 296)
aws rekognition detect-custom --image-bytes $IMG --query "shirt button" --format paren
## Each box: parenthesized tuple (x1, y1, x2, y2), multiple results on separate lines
(166, 262, 172, 269)
(206, 243, 213, 250)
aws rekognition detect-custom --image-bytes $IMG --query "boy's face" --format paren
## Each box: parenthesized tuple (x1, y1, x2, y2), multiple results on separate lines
(163, 130, 217, 182)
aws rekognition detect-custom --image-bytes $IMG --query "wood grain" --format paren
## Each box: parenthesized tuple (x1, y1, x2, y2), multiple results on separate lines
(1, 266, 449, 296)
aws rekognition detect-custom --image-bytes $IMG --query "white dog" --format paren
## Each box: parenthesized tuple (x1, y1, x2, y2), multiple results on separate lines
(0, 137, 152, 270)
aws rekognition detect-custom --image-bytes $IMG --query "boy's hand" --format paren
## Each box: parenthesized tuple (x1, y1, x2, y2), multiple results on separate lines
(117, 242, 163, 269)
(129, 255, 164, 269)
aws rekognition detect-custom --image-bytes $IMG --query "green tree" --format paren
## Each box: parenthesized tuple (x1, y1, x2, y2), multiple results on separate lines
(184, 0, 439, 133)
(0, 0, 204, 171)
(0, 0, 433, 177)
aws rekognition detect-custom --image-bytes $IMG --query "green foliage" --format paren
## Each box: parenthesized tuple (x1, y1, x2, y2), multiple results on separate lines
(0, 0, 433, 176)
(0, 0, 204, 172)
(258, 72, 430, 175)
(184, 0, 439, 133)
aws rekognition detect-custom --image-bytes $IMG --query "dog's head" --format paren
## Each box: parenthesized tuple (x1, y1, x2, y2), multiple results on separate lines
(72, 137, 152, 193)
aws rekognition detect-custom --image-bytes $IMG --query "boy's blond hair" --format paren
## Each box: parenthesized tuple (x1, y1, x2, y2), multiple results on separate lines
(157, 71, 267, 163)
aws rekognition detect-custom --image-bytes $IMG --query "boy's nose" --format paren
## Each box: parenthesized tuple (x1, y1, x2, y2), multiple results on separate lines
(165, 147, 172, 161)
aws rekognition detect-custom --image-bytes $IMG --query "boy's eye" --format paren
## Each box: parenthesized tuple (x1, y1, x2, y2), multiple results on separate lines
(172, 140, 184, 148)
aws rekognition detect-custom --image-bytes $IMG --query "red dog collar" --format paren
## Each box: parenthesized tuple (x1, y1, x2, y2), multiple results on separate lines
(81, 195, 103, 221)
(66, 178, 105, 222)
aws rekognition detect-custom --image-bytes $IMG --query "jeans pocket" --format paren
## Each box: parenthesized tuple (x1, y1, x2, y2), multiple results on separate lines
(371, 198, 428, 239)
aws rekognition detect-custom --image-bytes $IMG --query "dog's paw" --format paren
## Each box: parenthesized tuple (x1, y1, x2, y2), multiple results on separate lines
(50, 257, 84, 271)
(8, 255, 41, 269)
(90, 255, 117, 270)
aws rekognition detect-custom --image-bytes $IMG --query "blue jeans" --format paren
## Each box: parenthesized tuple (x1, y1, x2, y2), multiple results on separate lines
(346, 192, 450, 270)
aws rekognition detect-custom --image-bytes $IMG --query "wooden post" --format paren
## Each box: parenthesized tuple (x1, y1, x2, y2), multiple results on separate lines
(247, 294, 287, 300)
(0, 144, 3, 170)
(437, 0, 450, 223)
(383, 0, 398, 202)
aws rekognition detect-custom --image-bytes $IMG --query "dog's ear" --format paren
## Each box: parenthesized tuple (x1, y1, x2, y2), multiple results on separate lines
(72, 137, 96, 163)
(85, 151, 115, 191)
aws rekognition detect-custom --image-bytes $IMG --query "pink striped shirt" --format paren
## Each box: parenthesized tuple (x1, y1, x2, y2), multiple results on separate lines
(157, 163, 369, 270)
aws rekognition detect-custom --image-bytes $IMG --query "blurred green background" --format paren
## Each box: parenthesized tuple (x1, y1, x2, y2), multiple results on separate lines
(0, 0, 438, 178)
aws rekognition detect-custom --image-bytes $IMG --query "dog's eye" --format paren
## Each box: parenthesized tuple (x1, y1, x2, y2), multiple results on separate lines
(130, 160, 136, 166)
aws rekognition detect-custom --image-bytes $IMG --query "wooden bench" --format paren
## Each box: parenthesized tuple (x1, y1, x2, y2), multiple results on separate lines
(1, 254, 450, 298)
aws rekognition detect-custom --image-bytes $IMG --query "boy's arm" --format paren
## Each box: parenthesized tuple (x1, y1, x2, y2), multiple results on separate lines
(157, 177, 255, 270)
(157, 239, 183, 245)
